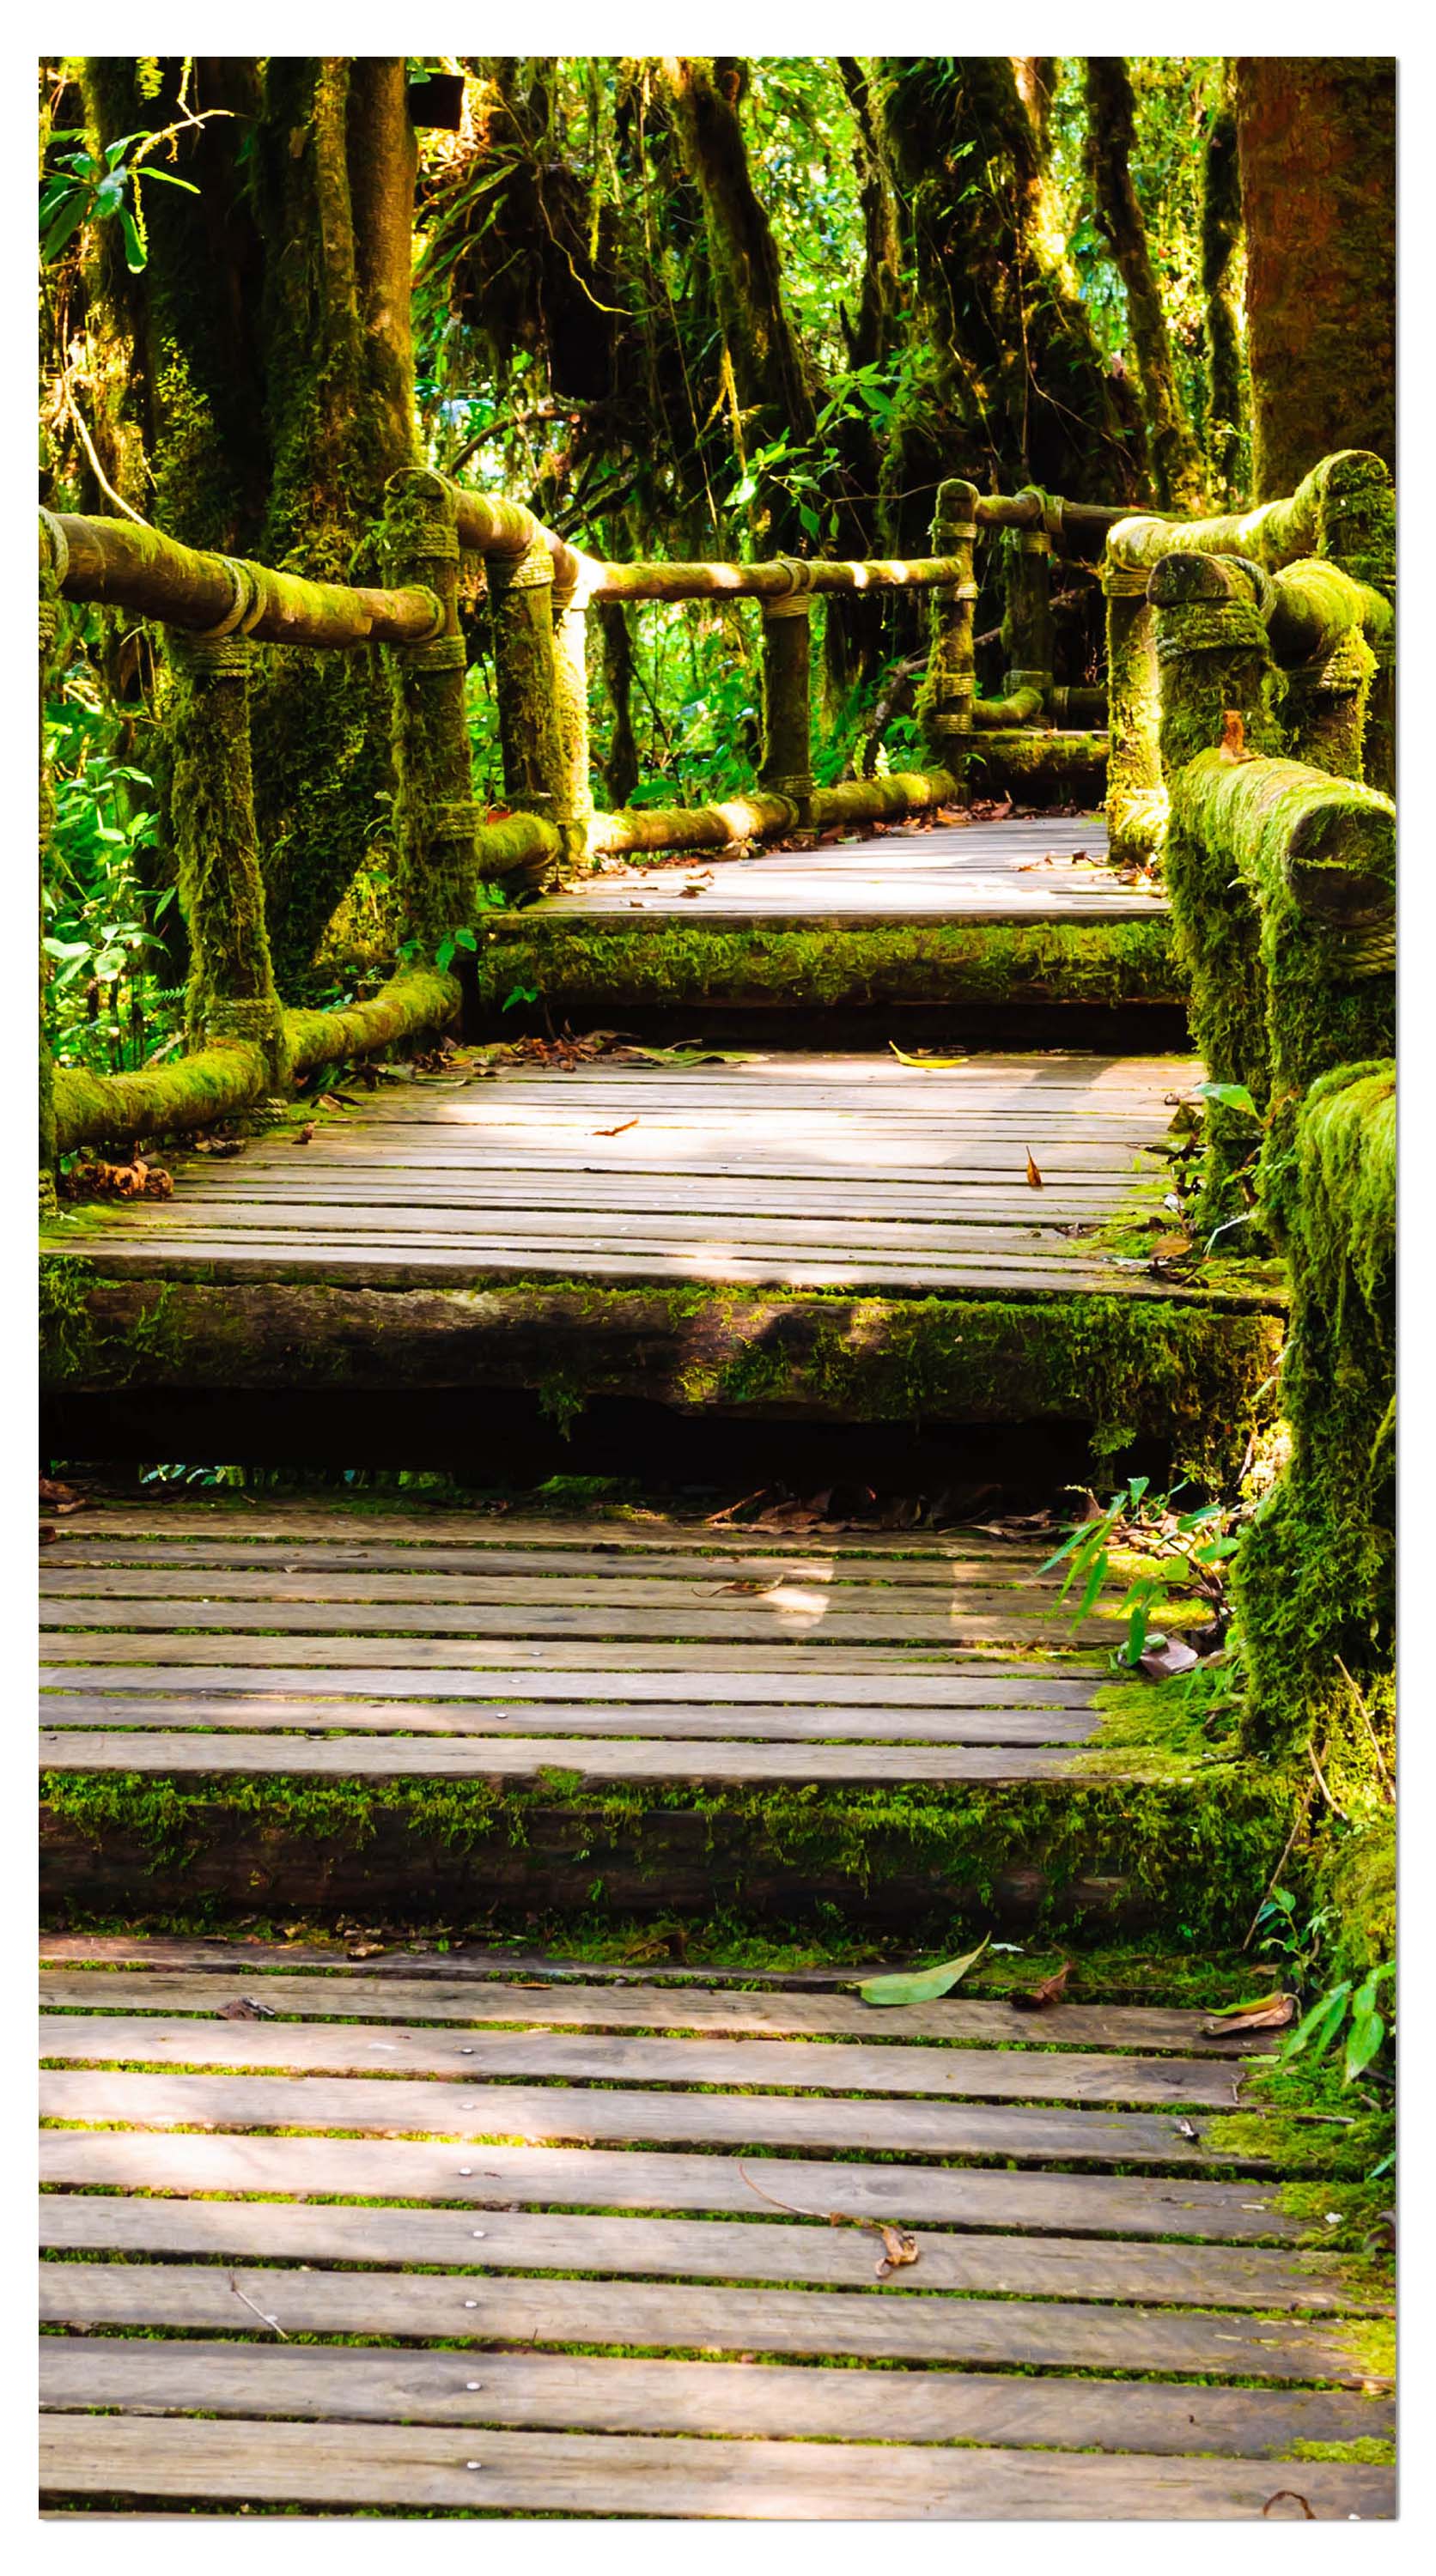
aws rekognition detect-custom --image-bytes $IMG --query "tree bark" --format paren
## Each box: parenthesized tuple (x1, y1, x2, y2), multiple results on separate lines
(660, 56, 817, 551)
(1084, 58, 1207, 513)
(248, 58, 422, 986)
(1236, 58, 1395, 498)
(877, 55, 1145, 550)
(1201, 63, 1246, 505)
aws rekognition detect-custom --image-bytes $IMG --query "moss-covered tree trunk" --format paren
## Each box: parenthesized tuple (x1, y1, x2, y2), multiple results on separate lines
(1200, 62, 1246, 506)
(877, 55, 1146, 544)
(248, 57, 421, 987)
(659, 55, 817, 556)
(1084, 58, 1207, 513)
(1236, 58, 1395, 497)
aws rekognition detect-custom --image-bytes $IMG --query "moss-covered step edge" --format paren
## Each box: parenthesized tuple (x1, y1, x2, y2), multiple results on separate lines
(41, 1266, 1285, 1473)
(40, 1753, 1298, 1942)
(471, 914, 1180, 1015)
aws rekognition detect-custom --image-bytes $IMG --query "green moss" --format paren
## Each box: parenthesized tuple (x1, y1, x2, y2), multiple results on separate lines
(40, 1752, 1297, 1945)
(472, 915, 1180, 1014)
(35, 1272, 1283, 1477)
(1235, 1066, 1394, 1759)
(1291, 2440, 1396, 2466)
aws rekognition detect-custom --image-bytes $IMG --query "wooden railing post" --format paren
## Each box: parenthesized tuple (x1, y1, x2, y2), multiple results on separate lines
(1318, 451, 1395, 796)
(1150, 550, 1287, 1231)
(921, 477, 979, 776)
(165, 622, 289, 1090)
(758, 564, 813, 823)
(39, 517, 64, 1209)
(550, 569, 596, 861)
(1001, 494, 1056, 710)
(1103, 562, 1165, 867)
(380, 467, 484, 945)
(487, 532, 566, 867)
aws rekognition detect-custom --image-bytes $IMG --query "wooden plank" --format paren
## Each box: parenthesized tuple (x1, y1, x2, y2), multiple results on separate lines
(40, 1542, 1063, 1585)
(35, 1969, 1262, 2054)
(37, 1510, 1062, 1557)
(38, 1732, 1098, 1785)
(109, 1201, 1154, 1253)
(37, 2068, 1274, 2162)
(33, 2129, 1318, 2239)
(39, 2342, 1391, 2458)
(37, 2415, 1393, 2519)
(39, 1556, 1067, 1597)
(39, 1643, 1099, 1686)
(36, 2260, 1365, 2380)
(40, 1620, 1119, 1662)
(44, 1241, 1181, 1297)
(38, 2016, 1250, 2107)
(37, 1697, 1100, 1745)
(40, 2193, 1377, 2311)
(40, 1595, 1099, 1643)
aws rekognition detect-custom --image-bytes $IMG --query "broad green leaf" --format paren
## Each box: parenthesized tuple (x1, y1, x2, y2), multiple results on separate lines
(118, 204, 146, 271)
(1195, 1079, 1261, 1120)
(858, 1936, 989, 2008)
(1344, 2008, 1385, 2085)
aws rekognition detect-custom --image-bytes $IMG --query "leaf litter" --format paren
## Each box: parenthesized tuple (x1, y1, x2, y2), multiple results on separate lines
(738, 2164, 921, 2278)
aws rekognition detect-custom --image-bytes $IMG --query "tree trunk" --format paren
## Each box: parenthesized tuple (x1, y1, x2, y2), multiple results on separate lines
(81, 58, 270, 550)
(660, 56, 817, 552)
(248, 58, 421, 986)
(877, 55, 1145, 538)
(1084, 58, 1207, 513)
(1236, 58, 1395, 498)
(1201, 64, 1246, 505)
(598, 601, 641, 809)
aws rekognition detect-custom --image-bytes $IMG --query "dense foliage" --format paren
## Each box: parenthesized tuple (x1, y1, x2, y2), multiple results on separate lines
(40, 52, 1239, 1058)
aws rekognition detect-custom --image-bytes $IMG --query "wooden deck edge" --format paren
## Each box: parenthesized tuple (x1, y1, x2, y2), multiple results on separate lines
(40, 1272, 1285, 1455)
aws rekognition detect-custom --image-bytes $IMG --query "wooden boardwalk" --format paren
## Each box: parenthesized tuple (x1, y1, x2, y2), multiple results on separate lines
(44, 1501, 1136, 1791)
(43, 1050, 1232, 1300)
(538, 817, 1159, 925)
(39, 1936, 1393, 2518)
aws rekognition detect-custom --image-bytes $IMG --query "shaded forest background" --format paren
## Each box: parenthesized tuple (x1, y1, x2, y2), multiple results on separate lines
(38, 54, 1395, 1066)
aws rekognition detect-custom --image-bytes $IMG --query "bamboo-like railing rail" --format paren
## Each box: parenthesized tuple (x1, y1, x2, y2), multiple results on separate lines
(39, 468, 1120, 1187)
(1101, 448, 1396, 868)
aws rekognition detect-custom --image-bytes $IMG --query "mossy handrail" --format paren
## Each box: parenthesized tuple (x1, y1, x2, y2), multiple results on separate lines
(1101, 449, 1396, 868)
(40, 465, 1128, 1187)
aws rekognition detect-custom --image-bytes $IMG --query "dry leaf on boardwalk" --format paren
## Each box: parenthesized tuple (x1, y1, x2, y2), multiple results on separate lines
(1200, 1993, 1295, 2038)
(1025, 1146, 1044, 1188)
(292, 1121, 316, 1145)
(593, 1118, 639, 1137)
(1011, 1960, 1072, 2012)
(889, 1041, 967, 1069)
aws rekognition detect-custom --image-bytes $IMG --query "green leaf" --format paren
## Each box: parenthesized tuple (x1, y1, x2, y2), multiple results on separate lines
(858, 1936, 989, 2008)
(1344, 2008, 1385, 2084)
(1195, 1079, 1261, 1120)
(117, 204, 146, 271)
(40, 194, 89, 261)
(1077, 1550, 1110, 1619)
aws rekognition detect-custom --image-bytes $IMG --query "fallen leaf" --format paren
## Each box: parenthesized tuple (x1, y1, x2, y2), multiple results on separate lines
(1219, 708, 1256, 763)
(40, 1524, 57, 1544)
(874, 2225, 920, 2278)
(1025, 1146, 1044, 1189)
(1200, 1994, 1295, 2038)
(292, 1122, 316, 1145)
(39, 1477, 83, 1508)
(1262, 2493, 1315, 2520)
(858, 1935, 989, 2008)
(1172, 2116, 1201, 2142)
(195, 1137, 245, 1158)
(678, 884, 705, 897)
(346, 1941, 386, 1959)
(1137, 1633, 1201, 1680)
(889, 1042, 968, 1069)
(1011, 1960, 1072, 2012)
(593, 1118, 639, 1137)
(219, 1996, 277, 2020)
(1150, 1232, 1193, 1261)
